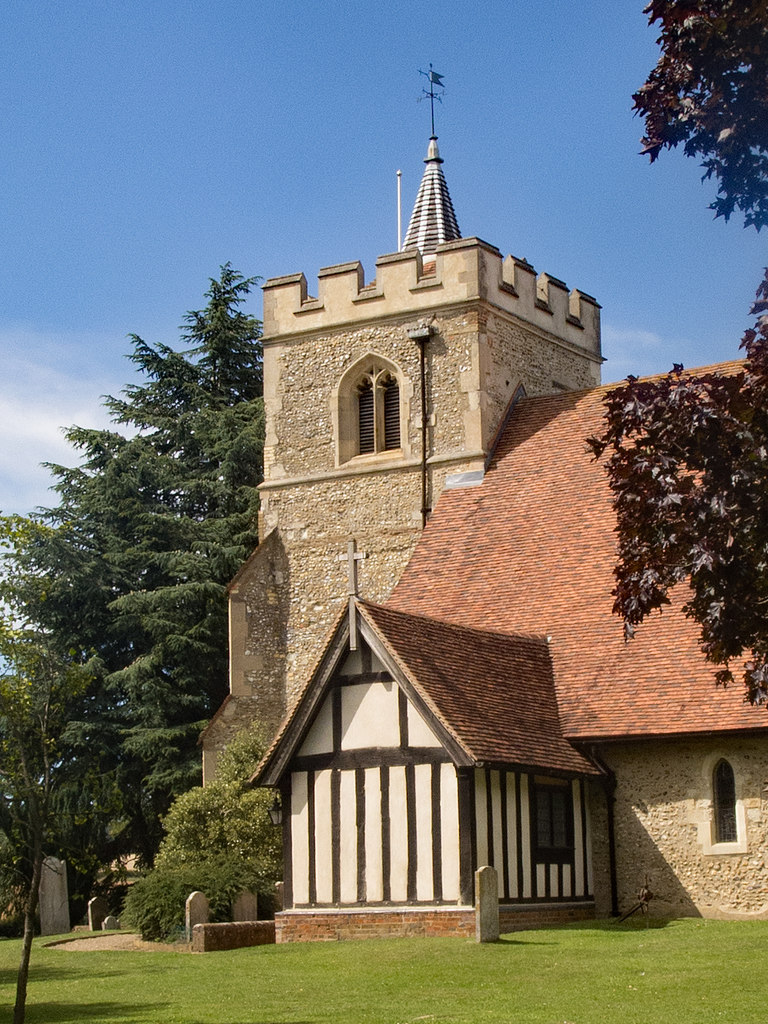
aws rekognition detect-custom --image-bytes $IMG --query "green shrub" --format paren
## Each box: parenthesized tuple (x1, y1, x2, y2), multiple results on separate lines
(122, 730, 282, 941)
(122, 865, 193, 941)
(122, 854, 274, 941)
(0, 911, 23, 939)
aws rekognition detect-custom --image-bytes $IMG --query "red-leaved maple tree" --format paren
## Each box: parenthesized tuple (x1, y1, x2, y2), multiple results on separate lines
(591, 1, 768, 702)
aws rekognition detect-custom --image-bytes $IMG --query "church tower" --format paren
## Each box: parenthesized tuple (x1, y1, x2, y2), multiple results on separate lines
(202, 135, 603, 781)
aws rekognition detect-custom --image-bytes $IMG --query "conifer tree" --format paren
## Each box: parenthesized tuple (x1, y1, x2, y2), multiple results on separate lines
(2, 265, 263, 869)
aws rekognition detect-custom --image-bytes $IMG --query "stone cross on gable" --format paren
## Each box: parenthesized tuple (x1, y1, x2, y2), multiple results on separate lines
(338, 539, 367, 650)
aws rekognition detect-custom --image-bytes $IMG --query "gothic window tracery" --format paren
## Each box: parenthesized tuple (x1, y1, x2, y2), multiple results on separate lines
(357, 368, 400, 455)
(336, 355, 407, 466)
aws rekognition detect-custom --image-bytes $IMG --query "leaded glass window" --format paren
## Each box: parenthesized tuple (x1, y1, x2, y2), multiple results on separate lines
(533, 778, 573, 862)
(713, 759, 737, 843)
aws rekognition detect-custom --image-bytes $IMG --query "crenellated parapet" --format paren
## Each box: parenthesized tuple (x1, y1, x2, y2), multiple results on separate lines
(262, 236, 601, 357)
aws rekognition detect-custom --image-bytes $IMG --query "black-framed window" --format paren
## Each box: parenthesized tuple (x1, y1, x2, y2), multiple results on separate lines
(532, 778, 574, 863)
(713, 759, 738, 843)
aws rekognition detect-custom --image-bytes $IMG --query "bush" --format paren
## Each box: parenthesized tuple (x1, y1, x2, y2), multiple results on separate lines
(122, 730, 282, 941)
(122, 854, 273, 941)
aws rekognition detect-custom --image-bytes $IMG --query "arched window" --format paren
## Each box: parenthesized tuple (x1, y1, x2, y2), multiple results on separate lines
(713, 759, 737, 844)
(336, 355, 408, 466)
(357, 369, 400, 455)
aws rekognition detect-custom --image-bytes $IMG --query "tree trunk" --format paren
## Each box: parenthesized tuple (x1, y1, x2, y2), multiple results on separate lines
(14, 840, 43, 1024)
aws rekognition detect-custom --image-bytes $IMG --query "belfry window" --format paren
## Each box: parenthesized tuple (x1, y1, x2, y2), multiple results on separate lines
(336, 354, 409, 467)
(357, 369, 400, 455)
(713, 759, 737, 843)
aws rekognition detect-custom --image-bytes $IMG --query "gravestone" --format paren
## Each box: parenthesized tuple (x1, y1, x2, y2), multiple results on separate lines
(185, 891, 210, 943)
(38, 856, 70, 936)
(88, 896, 108, 931)
(102, 915, 120, 930)
(232, 890, 259, 922)
(475, 865, 499, 943)
(274, 881, 284, 912)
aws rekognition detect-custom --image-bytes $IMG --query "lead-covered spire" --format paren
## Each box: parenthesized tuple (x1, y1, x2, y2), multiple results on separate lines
(402, 135, 461, 259)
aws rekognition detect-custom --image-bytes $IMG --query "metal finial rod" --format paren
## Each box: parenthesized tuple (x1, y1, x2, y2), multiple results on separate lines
(418, 63, 445, 138)
(397, 169, 402, 250)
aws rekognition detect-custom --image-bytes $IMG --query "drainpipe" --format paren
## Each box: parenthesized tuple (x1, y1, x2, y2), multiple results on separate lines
(590, 747, 619, 917)
(407, 321, 436, 529)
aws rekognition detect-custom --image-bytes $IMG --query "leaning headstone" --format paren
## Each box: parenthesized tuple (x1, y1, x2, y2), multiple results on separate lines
(475, 865, 499, 943)
(38, 856, 70, 936)
(185, 891, 210, 943)
(102, 915, 120, 931)
(88, 896, 108, 932)
(232, 890, 259, 922)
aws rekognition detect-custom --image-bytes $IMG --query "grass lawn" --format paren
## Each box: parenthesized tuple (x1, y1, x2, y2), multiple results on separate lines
(0, 918, 765, 1024)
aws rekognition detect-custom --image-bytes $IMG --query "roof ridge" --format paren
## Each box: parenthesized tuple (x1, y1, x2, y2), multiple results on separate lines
(362, 598, 549, 646)
(513, 358, 747, 415)
(600, 357, 744, 393)
(355, 602, 472, 761)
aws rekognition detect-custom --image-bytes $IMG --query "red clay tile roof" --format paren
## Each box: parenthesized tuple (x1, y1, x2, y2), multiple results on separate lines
(388, 362, 768, 741)
(359, 601, 599, 775)
(255, 598, 598, 787)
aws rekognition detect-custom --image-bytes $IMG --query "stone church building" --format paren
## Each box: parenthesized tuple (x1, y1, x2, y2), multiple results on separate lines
(202, 135, 768, 942)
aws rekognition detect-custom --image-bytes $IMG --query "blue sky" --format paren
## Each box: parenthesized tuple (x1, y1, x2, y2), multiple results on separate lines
(2, 1, 765, 514)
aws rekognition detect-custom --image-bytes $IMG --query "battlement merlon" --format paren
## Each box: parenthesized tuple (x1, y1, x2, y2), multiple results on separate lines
(262, 237, 601, 359)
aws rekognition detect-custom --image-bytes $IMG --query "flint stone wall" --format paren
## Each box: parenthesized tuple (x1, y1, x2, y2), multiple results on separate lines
(598, 735, 768, 919)
(203, 241, 602, 775)
(262, 307, 599, 489)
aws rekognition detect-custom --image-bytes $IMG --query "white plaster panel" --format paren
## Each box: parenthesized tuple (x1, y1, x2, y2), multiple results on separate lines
(389, 766, 408, 902)
(572, 779, 584, 897)
(415, 764, 434, 900)
(338, 649, 363, 676)
(314, 770, 333, 903)
(341, 680, 400, 749)
(506, 776, 519, 899)
(440, 763, 460, 901)
(339, 770, 358, 904)
(475, 770, 489, 867)
(339, 647, 387, 677)
(584, 786, 594, 896)
(298, 693, 334, 756)
(520, 776, 532, 898)
(364, 767, 383, 902)
(562, 863, 572, 899)
(291, 772, 309, 905)
(550, 864, 559, 897)
(406, 701, 442, 747)
(370, 649, 386, 673)
(537, 863, 546, 897)
(490, 771, 504, 897)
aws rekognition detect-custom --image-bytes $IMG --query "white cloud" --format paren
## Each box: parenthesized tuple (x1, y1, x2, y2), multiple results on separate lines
(601, 323, 669, 384)
(0, 324, 127, 514)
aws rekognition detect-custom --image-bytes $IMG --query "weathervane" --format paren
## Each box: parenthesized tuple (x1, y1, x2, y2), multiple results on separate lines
(418, 63, 446, 137)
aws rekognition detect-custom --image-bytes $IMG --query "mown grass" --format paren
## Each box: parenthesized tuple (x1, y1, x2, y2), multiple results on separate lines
(0, 918, 765, 1024)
